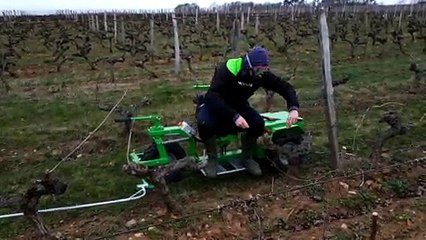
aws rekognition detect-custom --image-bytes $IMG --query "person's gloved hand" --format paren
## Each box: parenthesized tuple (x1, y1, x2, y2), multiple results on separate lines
(286, 110, 299, 127)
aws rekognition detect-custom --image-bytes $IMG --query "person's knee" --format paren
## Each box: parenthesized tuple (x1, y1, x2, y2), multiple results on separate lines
(247, 115, 265, 137)
(196, 107, 215, 139)
(197, 106, 214, 127)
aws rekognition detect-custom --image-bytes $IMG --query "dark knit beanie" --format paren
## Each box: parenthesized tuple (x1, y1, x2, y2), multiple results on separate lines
(246, 47, 270, 67)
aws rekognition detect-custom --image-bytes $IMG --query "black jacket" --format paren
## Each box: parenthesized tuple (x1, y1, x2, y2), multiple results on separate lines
(204, 58, 300, 120)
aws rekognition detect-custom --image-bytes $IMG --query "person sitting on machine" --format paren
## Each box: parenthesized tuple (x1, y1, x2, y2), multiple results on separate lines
(196, 46, 300, 178)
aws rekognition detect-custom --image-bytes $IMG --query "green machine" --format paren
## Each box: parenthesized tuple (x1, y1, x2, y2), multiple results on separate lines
(115, 83, 312, 179)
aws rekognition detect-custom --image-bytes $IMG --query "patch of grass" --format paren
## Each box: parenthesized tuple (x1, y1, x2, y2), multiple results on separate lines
(0, 98, 96, 148)
(328, 229, 358, 240)
(170, 218, 196, 230)
(295, 209, 322, 226)
(144, 227, 164, 239)
(396, 212, 414, 222)
(339, 188, 378, 212)
(384, 179, 412, 198)
(414, 199, 426, 211)
(303, 184, 326, 202)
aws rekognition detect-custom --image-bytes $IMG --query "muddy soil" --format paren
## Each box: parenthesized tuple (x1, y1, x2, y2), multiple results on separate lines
(16, 149, 426, 240)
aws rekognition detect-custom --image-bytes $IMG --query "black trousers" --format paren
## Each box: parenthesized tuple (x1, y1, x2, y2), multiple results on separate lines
(196, 103, 265, 140)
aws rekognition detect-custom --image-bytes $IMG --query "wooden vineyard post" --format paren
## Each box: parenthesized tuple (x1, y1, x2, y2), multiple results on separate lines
(370, 212, 379, 240)
(231, 18, 241, 57)
(95, 15, 99, 32)
(216, 11, 220, 32)
(241, 12, 245, 30)
(172, 13, 181, 76)
(88, 14, 92, 30)
(104, 12, 108, 32)
(398, 10, 403, 31)
(318, 8, 341, 170)
(255, 14, 259, 35)
(120, 17, 125, 43)
(113, 13, 117, 43)
(195, 8, 198, 26)
(247, 7, 251, 25)
(150, 17, 155, 62)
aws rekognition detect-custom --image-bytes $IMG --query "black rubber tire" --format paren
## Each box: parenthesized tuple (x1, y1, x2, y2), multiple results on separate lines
(139, 141, 187, 183)
(261, 149, 289, 173)
(263, 133, 312, 173)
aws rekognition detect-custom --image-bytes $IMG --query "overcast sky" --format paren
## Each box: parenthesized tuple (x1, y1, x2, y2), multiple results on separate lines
(0, 0, 409, 12)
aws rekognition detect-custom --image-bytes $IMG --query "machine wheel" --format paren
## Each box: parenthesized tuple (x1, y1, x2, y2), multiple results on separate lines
(267, 132, 312, 173)
(264, 148, 289, 173)
(139, 142, 187, 183)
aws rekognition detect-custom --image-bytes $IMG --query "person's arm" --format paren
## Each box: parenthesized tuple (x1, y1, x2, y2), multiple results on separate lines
(204, 65, 239, 121)
(261, 72, 300, 111)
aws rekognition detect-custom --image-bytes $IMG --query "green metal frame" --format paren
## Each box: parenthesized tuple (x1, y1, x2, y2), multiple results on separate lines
(128, 115, 197, 167)
(193, 82, 210, 91)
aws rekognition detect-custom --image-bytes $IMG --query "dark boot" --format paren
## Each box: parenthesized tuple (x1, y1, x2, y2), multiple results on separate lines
(241, 134, 262, 176)
(203, 136, 218, 178)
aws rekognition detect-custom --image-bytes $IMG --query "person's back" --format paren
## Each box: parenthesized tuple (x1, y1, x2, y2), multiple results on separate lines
(206, 57, 266, 112)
